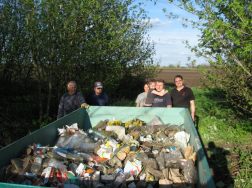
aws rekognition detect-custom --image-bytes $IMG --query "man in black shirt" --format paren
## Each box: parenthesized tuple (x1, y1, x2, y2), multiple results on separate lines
(170, 75, 195, 121)
(86, 82, 109, 106)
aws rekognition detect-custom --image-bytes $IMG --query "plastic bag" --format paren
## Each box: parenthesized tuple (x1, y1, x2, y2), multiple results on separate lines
(163, 149, 183, 164)
(113, 173, 131, 188)
(174, 131, 190, 150)
(143, 158, 164, 179)
(123, 153, 137, 166)
(64, 131, 87, 149)
(11, 156, 31, 175)
(127, 126, 147, 136)
(106, 126, 125, 140)
(145, 125, 170, 135)
(146, 115, 164, 126)
(108, 156, 123, 168)
(93, 119, 109, 130)
(184, 159, 198, 184)
(164, 125, 184, 138)
(156, 153, 165, 170)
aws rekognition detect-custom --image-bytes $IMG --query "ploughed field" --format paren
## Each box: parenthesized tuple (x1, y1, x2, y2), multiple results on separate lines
(154, 68, 203, 87)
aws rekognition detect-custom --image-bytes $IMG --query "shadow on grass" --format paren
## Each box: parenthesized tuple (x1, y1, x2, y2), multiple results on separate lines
(195, 116, 234, 186)
(206, 142, 234, 186)
(195, 105, 234, 186)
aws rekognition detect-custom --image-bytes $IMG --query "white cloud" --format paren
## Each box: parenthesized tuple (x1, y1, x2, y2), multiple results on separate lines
(152, 40, 173, 45)
(149, 18, 172, 28)
(180, 52, 192, 55)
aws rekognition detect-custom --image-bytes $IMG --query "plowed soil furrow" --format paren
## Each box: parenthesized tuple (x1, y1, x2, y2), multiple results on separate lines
(154, 68, 204, 87)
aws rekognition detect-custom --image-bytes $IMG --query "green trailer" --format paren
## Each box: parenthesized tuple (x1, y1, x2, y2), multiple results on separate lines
(0, 106, 216, 188)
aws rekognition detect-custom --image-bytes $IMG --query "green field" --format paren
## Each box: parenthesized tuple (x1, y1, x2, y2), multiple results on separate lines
(190, 87, 252, 188)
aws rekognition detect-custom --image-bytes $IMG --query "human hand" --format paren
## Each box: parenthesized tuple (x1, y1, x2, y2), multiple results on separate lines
(81, 103, 90, 109)
(191, 113, 195, 122)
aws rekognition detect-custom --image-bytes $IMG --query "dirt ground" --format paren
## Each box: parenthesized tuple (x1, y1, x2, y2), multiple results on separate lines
(154, 68, 204, 87)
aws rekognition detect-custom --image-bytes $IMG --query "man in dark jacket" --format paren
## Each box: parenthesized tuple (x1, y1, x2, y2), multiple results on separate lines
(86, 82, 109, 106)
(57, 81, 89, 119)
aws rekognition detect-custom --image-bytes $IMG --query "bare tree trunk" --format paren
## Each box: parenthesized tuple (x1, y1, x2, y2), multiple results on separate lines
(31, 50, 43, 121)
(46, 67, 52, 116)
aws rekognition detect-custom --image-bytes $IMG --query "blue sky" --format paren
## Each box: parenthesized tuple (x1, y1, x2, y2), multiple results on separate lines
(133, 0, 207, 67)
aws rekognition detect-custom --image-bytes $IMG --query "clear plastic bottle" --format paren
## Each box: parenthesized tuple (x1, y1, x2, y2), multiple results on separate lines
(136, 152, 148, 162)
(53, 148, 83, 162)
(88, 129, 115, 141)
(79, 152, 93, 161)
(31, 154, 43, 174)
(78, 143, 96, 153)
(92, 171, 100, 188)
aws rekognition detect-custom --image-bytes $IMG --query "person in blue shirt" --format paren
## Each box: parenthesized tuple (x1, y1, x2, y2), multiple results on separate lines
(86, 82, 109, 106)
(57, 81, 89, 119)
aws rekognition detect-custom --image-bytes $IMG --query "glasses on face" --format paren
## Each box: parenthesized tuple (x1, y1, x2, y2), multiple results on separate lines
(96, 88, 102, 90)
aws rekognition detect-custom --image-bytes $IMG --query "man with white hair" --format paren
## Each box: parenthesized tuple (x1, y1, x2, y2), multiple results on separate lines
(57, 81, 89, 119)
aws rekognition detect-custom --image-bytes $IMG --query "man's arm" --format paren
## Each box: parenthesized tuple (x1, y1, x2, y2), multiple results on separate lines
(190, 100, 195, 121)
(166, 94, 172, 108)
(77, 92, 89, 108)
(152, 90, 168, 96)
(77, 92, 87, 105)
(136, 103, 140, 107)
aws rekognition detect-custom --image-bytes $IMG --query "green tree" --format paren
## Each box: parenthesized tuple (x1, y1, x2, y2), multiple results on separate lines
(163, 0, 252, 115)
(1, 0, 159, 125)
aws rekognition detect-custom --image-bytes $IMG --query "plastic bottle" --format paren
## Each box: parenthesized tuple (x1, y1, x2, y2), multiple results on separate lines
(31, 154, 43, 174)
(48, 158, 66, 169)
(136, 152, 148, 162)
(54, 148, 83, 162)
(79, 152, 94, 161)
(88, 129, 115, 141)
(92, 171, 100, 188)
(55, 134, 72, 149)
(64, 132, 82, 149)
(78, 143, 96, 153)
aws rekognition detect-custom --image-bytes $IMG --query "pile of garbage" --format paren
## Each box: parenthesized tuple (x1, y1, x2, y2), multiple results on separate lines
(0, 116, 198, 188)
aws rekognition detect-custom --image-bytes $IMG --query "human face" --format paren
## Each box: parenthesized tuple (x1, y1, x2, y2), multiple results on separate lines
(155, 82, 164, 92)
(67, 82, 77, 95)
(149, 82, 156, 89)
(94, 87, 102, 95)
(174, 77, 184, 88)
(144, 84, 149, 94)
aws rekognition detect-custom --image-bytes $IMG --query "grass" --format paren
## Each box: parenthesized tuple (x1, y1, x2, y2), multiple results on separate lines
(190, 87, 252, 187)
